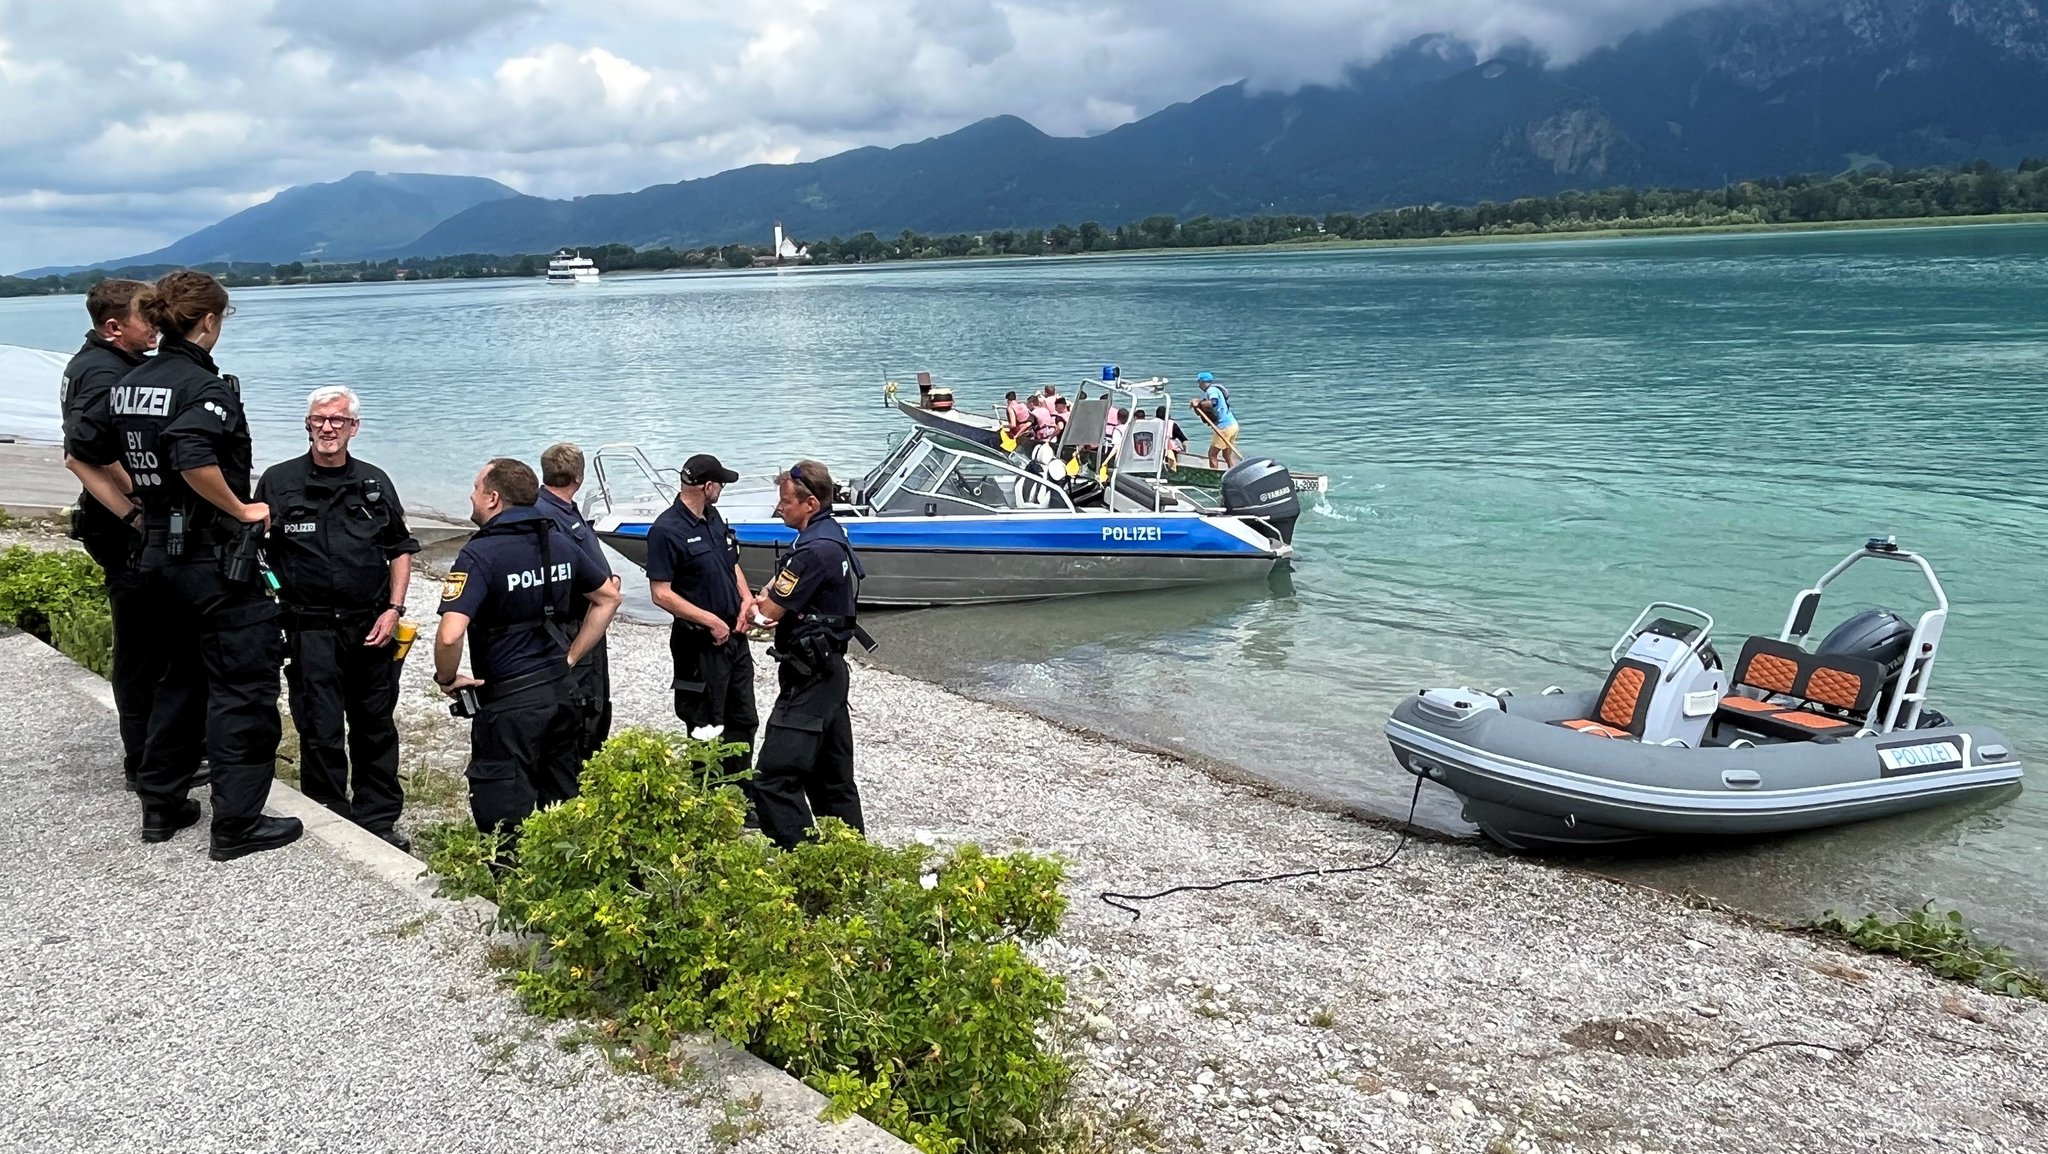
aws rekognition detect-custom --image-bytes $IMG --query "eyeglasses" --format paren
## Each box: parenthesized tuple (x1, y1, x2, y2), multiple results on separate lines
(307, 416, 358, 429)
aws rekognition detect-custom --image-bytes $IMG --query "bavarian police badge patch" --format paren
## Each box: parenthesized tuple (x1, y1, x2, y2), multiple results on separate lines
(440, 572, 469, 601)
(771, 568, 798, 597)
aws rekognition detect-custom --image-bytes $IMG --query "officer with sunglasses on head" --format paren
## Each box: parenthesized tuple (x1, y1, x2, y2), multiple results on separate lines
(749, 459, 869, 849)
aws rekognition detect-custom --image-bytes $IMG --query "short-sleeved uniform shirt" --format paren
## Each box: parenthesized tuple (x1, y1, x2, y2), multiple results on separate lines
(438, 506, 602, 682)
(256, 453, 421, 612)
(645, 499, 742, 626)
(71, 336, 253, 540)
(535, 488, 612, 621)
(59, 333, 147, 532)
(765, 514, 861, 649)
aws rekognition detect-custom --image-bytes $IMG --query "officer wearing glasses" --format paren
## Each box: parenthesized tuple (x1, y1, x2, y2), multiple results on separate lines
(255, 386, 420, 849)
(750, 459, 867, 849)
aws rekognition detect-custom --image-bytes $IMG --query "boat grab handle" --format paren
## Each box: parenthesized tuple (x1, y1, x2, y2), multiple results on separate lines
(1721, 770, 1763, 790)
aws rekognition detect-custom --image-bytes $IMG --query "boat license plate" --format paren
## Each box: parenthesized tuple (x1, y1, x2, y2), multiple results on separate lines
(1875, 738, 1964, 776)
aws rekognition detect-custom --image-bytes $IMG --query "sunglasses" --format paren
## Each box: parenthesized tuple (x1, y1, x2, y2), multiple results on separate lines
(787, 466, 827, 503)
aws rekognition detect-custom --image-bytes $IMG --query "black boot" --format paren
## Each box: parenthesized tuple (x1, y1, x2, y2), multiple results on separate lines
(140, 798, 203, 843)
(369, 828, 413, 854)
(209, 815, 304, 862)
(192, 759, 213, 787)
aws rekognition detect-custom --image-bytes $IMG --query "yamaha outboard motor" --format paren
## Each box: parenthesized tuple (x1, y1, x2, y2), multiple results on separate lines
(1219, 457, 1300, 544)
(1818, 608, 1915, 694)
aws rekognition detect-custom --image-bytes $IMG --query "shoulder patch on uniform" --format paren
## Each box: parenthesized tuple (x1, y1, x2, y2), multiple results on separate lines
(440, 572, 469, 601)
(771, 568, 798, 598)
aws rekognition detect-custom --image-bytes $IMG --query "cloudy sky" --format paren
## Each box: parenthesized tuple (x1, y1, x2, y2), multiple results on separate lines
(0, 0, 1724, 272)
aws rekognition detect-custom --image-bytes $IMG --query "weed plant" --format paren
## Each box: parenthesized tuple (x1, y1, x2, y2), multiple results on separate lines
(1816, 903, 2048, 1001)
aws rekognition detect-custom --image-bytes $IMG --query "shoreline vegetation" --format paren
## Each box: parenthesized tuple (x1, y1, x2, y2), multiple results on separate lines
(7, 160, 2046, 299)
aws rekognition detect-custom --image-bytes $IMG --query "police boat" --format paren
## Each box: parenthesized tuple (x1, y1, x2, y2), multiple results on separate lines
(583, 413, 1298, 608)
(891, 367, 1330, 495)
(1384, 538, 2023, 850)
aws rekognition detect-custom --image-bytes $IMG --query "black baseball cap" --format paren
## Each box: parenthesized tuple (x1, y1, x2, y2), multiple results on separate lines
(681, 454, 739, 485)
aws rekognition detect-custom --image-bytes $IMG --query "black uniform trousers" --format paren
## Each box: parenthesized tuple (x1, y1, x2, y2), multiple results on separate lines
(81, 531, 178, 784)
(672, 632, 760, 777)
(283, 613, 404, 834)
(137, 557, 283, 825)
(753, 653, 861, 850)
(465, 672, 582, 835)
(564, 634, 612, 763)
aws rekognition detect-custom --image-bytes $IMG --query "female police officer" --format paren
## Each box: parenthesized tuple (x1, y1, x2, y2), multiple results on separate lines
(69, 271, 302, 859)
(750, 459, 866, 849)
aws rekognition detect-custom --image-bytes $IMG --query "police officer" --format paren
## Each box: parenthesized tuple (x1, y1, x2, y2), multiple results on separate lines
(435, 458, 621, 836)
(255, 386, 421, 850)
(645, 454, 757, 778)
(59, 279, 163, 791)
(535, 442, 616, 761)
(68, 271, 302, 858)
(751, 459, 869, 849)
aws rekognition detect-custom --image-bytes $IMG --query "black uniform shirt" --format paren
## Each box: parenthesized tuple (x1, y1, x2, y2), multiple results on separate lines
(535, 488, 612, 621)
(73, 336, 253, 538)
(439, 506, 601, 682)
(256, 452, 421, 612)
(645, 499, 741, 625)
(59, 333, 147, 528)
(765, 513, 861, 648)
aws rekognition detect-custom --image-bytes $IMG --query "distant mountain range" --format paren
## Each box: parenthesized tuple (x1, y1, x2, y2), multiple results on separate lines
(31, 0, 2048, 275)
(20, 172, 520, 276)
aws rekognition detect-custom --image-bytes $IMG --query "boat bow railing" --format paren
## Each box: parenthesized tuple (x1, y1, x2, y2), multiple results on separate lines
(583, 443, 677, 521)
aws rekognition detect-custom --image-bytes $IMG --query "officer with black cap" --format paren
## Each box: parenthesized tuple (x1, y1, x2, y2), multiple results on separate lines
(646, 453, 757, 778)
(68, 271, 301, 858)
(255, 385, 421, 850)
(59, 278, 164, 791)
(750, 458, 871, 849)
(435, 458, 621, 836)
(535, 442, 617, 761)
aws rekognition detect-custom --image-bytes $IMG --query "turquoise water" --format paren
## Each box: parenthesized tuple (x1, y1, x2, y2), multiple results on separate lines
(4, 224, 2044, 955)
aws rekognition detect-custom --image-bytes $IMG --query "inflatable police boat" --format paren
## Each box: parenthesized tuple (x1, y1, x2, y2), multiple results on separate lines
(1385, 538, 2024, 850)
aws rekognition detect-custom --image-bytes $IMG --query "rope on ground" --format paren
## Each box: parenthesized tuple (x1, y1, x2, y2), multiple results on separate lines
(1099, 774, 1426, 921)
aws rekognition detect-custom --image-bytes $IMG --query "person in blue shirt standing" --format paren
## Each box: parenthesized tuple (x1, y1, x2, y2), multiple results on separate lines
(435, 459, 621, 836)
(646, 454, 758, 783)
(751, 459, 868, 849)
(1189, 370, 1241, 469)
(535, 442, 618, 762)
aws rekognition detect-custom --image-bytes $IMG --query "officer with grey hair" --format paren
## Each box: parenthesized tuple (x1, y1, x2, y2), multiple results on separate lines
(255, 385, 421, 850)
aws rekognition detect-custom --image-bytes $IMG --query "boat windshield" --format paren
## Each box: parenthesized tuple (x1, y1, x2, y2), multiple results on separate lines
(869, 433, 1073, 514)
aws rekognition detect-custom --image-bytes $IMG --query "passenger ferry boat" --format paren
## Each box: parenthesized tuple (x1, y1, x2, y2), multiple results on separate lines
(546, 250, 599, 284)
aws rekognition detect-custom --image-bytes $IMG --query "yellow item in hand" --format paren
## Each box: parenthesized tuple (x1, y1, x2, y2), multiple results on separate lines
(393, 619, 418, 662)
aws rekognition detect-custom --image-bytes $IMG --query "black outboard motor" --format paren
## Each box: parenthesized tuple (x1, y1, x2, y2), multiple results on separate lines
(1219, 457, 1300, 545)
(1818, 607, 1915, 695)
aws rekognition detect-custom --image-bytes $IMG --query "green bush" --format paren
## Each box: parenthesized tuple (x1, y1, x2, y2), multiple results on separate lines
(429, 729, 1073, 1153)
(0, 545, 113, 674)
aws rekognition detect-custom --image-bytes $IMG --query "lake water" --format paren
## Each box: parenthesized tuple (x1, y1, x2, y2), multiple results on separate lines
(3, 224, 2044, 958)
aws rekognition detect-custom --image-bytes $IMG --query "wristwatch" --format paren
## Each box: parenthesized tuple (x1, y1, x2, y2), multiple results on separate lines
(386, 602, 405, 614)
(434, 671, 457, 686)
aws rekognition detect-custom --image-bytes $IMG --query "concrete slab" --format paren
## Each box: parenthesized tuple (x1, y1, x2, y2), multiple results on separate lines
(0, 628, 908, 1154)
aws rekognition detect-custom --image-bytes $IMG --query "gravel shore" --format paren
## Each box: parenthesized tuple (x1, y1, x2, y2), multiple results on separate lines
(393, 560, 2048, 1154)
(9, 523, 2046, 1153)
